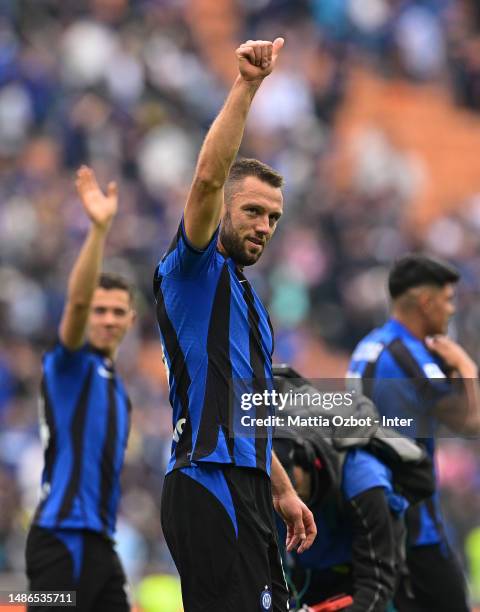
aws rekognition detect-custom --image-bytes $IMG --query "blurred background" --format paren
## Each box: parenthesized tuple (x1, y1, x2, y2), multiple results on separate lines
(2, 0, 480, 609)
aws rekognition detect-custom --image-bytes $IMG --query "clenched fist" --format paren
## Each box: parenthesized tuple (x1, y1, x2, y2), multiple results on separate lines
(236, 38, 284, 81)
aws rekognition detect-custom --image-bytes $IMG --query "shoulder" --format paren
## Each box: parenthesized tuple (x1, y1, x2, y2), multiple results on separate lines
(388, 335, 448, 381)
(342, 449, 392, 501)
(155, 218, 221, 283)
(375, 346, 405, 377)
(349, 326, 391, 379)
(350, 320, 402, 364)
(43, 341, 93, 372)
(344, 448, 390, 477)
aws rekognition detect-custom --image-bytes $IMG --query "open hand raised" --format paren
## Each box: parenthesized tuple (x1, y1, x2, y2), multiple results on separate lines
(75, 165, 118, 231)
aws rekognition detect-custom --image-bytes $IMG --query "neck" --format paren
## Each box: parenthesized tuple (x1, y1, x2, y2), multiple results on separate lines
(217, 235, 227, 258)
(88, 342, 116, 361)
(391, 310, 426, 340)
(216, 236, 244, 271)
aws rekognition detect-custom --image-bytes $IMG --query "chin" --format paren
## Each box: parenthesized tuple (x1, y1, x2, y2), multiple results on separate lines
(230, 251, 259, 267)
(243, 256, 261, 267)
(244, 248, 263, 265)
(91, 340, 115, 355)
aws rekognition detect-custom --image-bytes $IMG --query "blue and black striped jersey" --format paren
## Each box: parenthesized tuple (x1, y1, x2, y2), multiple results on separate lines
(34, 343, 131, 537)
(154, 220, 274, 475)
(348, 318, 453, 546)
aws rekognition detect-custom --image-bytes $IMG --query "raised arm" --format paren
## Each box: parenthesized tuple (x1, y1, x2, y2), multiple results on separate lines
(59, 166, 118, 350)
(184, 38, 284, 249)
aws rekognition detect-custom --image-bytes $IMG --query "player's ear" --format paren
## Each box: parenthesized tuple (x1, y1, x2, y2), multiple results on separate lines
(222, 189, 232, 213)
(417, 287, 434, 314)
(128, 309, 137, 328)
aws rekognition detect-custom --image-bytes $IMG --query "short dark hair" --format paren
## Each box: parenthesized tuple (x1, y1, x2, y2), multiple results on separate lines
(98, 272, 135, 304)
(225, 157, 284, 201)
(388, 254, 460, 299)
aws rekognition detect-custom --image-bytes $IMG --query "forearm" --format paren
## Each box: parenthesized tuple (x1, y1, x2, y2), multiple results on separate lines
(66, 225, 108, 306)
(271, 450, 295, 499)
(428, 337, 480, 434)
(437, 360, 480, 435)
(456, 355, 479, 380)
(457, 374, 480, 435)
(271, 450, 317, 552)
(459, 356, 480, 432)
(59, 224, 108, 347)
(194, 76, 261, 188)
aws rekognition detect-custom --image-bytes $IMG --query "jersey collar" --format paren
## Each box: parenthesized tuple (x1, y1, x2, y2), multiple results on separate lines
(386, 318, 422, 343)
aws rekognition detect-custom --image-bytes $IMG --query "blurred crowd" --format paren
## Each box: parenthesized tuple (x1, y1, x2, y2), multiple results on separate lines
(2, 0, 480, 605)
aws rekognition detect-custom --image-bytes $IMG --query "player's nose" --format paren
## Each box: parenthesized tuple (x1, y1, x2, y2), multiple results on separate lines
(254, 215, 270, 236)
(102, 311, 117, 326)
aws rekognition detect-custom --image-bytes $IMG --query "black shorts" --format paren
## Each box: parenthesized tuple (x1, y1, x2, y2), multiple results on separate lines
(25, 526, 130, 612)
(161, 464, 289, 612)
(394, 542, 470, 612)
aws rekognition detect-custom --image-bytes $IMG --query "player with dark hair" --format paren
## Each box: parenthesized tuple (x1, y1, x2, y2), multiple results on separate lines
(272, 366, 434, 612)
(348, 253, 480, 612)
(387, 254, 460, 300)
(154, 39, 316, 611)
(26, 166, 136, 611)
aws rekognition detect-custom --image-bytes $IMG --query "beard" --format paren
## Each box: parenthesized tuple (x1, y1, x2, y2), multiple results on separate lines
(219, 211, 262, 266)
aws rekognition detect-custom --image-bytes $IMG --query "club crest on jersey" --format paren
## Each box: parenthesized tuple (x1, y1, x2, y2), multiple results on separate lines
(260, 586, 272, 610)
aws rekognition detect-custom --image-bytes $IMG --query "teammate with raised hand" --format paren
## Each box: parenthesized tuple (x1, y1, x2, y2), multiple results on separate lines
(155, 38, 316, 611)
(26, 167, 135, 612)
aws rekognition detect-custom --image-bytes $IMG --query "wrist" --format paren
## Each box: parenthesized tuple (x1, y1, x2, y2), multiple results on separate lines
(271, 451, 295, 499)
(272, 482, 296, 500)
(236, 74, 263, 89)
(457, 360, 479, 379)
(90, 221, 111, 236)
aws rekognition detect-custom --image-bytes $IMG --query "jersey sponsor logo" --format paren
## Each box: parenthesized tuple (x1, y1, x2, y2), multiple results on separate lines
(173, 418, 186, 442)
(352, 341, 384, 362)
(423, 363, 446, 379)
(260, 586, 272, 610)
(97, 365, 114, 379)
